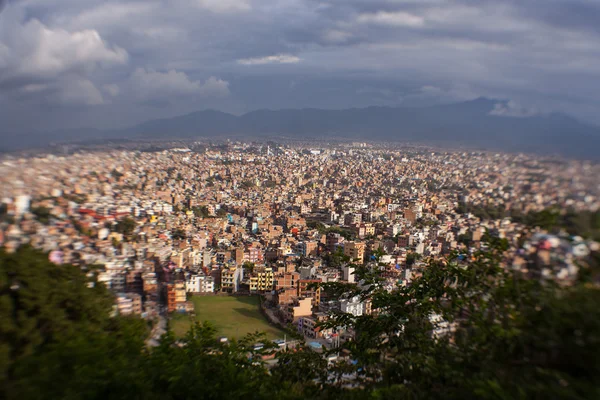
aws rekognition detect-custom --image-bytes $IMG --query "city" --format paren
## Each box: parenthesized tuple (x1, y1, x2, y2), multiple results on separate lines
(1, 141, 598, 352)
(2, 0, 600, 396)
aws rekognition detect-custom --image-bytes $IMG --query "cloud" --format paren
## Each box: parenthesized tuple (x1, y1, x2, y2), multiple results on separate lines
(0, 16, 127, 82)
(0, 3, 126, 109)
(57, 78, 105, 105)
(237, 54, 301, 65)
(321, 29, 354, 44)
(194, 0, 251, 13)
(357, 86, 394, 97)
(103, 83, 120, 97)
(20, 83, 49, 93)
(357, 11, 425, 27)
(67, 2, 158, 30)
(130, 68, 230, 99)
(489, 100, 539, 118)
(3, 0, 600, 132)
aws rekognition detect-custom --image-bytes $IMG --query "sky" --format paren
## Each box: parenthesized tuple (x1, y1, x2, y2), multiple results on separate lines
(1, 0, 600, 133)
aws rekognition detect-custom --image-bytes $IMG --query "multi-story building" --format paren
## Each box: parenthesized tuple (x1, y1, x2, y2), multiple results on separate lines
(298, 313, 332, 338)
(143, 271, 159, 300)
(167, 281, 186, 313)
(326, 233, 344, 252)
(125, 270, 143, 293)
(275, 271, 299, 291)
(298, 279, 321, 306)
(281, 297, 312, 323)
(344, 213, 362, 226)
(296, 240, 318, 257)
(117, 292, 143, 315)
(344, 241, 365, 263)
(340, 295, 366, 317)
(255, 266, 273, 292)
(185, 273, 215, 293)
(221, 266, 243, 293)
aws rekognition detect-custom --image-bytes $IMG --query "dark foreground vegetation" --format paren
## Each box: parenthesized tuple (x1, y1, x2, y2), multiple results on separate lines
(1, 244, 599, 399)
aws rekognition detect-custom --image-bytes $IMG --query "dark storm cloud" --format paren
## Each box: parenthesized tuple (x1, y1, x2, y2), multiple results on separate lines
(1, 0, 600, 134)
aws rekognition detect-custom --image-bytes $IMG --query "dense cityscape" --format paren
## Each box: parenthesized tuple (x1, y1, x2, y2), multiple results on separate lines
(3, 0, 600, 397)
(1, 141, 598, 350)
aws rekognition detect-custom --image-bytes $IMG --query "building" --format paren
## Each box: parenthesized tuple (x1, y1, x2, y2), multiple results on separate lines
(344, 213, 362, 226)
(298, 313, 332, 338)
(167, 281, 186, 313)
(342, 265, 355, 283)
(296, 240, 318, 257)
(344, 241, 365, 263)
(185, 273, 215, 293)
(298, 279, 321, 306)
(117, 292, 143, 315)
(275, 270, 300, 290)
(125, 270, 143, 293)
(281, 297, 313, 323)
(340, 295, 365, 317)
(221, 266, 244, 293)
(251, 266, 273, 292)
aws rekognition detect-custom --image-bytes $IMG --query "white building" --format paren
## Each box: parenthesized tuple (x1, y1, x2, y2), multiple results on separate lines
(340, 295, 364, 317)
(185, 273, 215, 293)
(342, 265, 355, 283)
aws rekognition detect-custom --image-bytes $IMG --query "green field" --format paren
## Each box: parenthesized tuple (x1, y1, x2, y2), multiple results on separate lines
(170, 295, 285, 340)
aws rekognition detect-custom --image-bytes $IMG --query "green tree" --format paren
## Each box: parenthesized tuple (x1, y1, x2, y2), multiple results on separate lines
(0, 246, 120, 395)
(192, 206, 210, 218)
(171, 228, 186, 240)
(30, 206, 52, 224)
(2, 242, 599, 400)
(110, 169, 123, 180)
(318, 235, 600, 399)
(115, 217, 136, 237)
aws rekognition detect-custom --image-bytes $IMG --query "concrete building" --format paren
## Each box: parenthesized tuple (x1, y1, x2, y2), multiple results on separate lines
(344, 241, 365, 263)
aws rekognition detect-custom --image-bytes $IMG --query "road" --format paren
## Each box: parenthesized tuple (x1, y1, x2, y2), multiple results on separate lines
(147, 315, 167, 347)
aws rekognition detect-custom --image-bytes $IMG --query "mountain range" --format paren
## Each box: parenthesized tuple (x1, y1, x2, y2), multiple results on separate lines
(4, 98, 600, 159)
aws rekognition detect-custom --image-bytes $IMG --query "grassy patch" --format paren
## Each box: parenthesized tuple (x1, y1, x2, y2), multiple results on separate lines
(170, 296, 285, 340)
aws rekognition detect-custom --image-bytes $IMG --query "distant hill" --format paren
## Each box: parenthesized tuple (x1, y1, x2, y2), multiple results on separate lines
(4, 98, 600, 159)
(120, 98, 600, 159)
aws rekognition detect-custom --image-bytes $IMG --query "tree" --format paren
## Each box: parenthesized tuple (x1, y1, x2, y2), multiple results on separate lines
(317, 235, 600, 399)
(115, 217, 136, 237)
(0, 246, 121, 394)
(405, 252, 421, 267)
(171, 228, 186, 240)
(192, 206, 210, 218)
(30, 206, 51, 224)
(2, 243, 599, 399)
(243, 261, 255, 274)
(110, 169, 123, 180)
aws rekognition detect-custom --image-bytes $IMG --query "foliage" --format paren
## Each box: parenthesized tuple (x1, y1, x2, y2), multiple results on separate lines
(405, 252, 421, 267)
(192, 206, 210, 218)
(110, 169, 123, 180)
(308, 222, 355, 241)
(323, 246, 351, 268)
(456, 205, 600, 240)
(243, 261, 256, 274)
(318, 235, 600, 399)
(0, 245, 120, 396)
(2, 243, 600, 399)
(30, 206, 52, 224)
(115, 217, 136, 237)
(171, 228, 186, 240)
